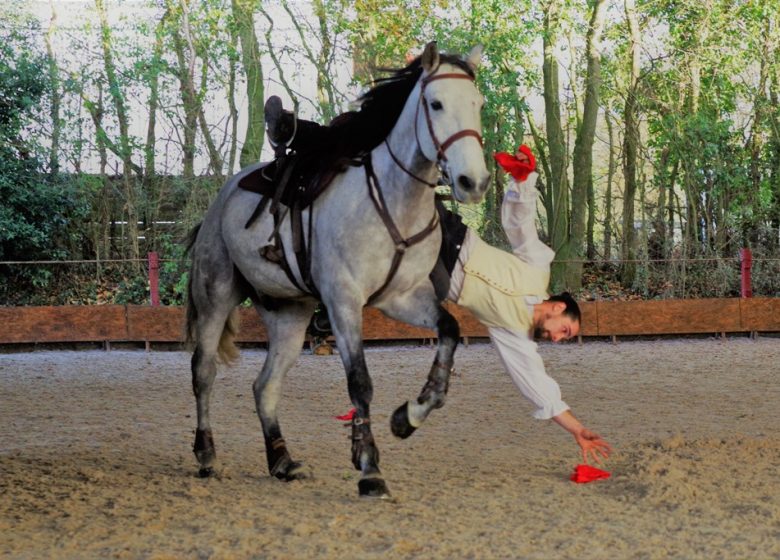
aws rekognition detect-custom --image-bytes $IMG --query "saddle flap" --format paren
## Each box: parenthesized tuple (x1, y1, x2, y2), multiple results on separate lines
(237, 162, 275, 195)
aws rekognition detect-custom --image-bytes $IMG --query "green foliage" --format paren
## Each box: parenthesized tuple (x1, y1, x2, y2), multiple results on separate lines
(0, 14, 91, 299)
(1, 0, 778, 305)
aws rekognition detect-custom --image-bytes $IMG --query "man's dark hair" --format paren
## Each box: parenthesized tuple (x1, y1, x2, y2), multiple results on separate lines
(547, 292, 581, 323)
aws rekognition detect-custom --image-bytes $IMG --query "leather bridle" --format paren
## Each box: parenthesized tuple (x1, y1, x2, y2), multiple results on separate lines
(384, 66, 483, 188)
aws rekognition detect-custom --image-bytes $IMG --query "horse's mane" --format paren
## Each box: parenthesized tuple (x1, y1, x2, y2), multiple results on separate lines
(314, 54, 474, 168)
(332, 53, 475, 158)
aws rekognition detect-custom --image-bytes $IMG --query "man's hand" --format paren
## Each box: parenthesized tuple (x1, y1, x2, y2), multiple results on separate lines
(553, 409, 613, 465)
(574, 428, 612, 465)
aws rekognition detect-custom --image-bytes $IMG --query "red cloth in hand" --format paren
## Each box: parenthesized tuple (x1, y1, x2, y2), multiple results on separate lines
(570, 464, 611, 483)
(493, 144, 536, 182)
(334, 408, 356, 421)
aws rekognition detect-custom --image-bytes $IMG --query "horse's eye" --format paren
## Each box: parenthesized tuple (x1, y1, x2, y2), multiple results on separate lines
(430, 100, 443, 111)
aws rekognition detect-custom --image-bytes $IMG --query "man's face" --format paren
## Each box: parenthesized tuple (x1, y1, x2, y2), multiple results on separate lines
(533, 305, 580, 343)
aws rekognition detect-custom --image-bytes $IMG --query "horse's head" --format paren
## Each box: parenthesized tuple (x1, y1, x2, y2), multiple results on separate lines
(415, 42, 490, 204)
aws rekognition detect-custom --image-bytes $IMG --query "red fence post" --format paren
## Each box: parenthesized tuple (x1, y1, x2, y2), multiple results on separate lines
(148, 251, 160, 306)
(739, 248, 752, 298)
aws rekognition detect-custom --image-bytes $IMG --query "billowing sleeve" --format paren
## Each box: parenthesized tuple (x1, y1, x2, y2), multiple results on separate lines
(488, 325, 570, 420)
(501, 171, 555, 269)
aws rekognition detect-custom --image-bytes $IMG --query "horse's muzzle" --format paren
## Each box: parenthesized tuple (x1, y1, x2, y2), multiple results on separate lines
(453, 173, 489, 203)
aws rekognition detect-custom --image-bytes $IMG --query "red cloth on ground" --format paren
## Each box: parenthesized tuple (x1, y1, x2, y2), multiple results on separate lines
(334, 408, 356, 421)
(570, 464, 611, 483)
(493, 144, 536, 182)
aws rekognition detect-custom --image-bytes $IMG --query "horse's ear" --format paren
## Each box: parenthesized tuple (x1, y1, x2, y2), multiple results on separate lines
(466, 45, 484, 70)
(421, 41, 439, 73)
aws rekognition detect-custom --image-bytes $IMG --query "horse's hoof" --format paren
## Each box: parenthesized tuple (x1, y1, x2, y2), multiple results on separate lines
(273, 460, 312, 481)
(390, 402, 417, 439)
(197, 466, 215, 478)
(358, 478, 392, 499)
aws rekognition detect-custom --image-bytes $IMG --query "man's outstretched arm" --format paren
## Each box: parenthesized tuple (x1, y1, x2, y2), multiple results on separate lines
(489, 327, 612, 464)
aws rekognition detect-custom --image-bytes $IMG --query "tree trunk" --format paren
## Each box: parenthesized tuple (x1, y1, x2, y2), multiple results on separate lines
(479, 113, 508, 248)
(227, 19, 239, 175)
(586, 174, 596, 260)
(570, 0, 607, 286)
(667, 159, 679, 252)
(621, 0, 641, 288)
(604, 108, 615, 261)
(542, 0, 570, 292)
(170, 0, 224, 179)
(769, 46, 780, 247)
(527, 111, 552, 223)
(95, 0, 139, 265)
(649, 147, 671, 260)
(743, 16, 773, 246)
(313, 0, 337, 120)
(196, 57, 224, 178)
(171, 26, 197, 179)
(233, 0, 264, 167)
(143, 9, 168, 251)
(45, 1, 61, 175)
(91, 85, 111, 269)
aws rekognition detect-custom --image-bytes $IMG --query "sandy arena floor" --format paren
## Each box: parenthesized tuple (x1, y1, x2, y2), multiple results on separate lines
(1, 337, 779, 559)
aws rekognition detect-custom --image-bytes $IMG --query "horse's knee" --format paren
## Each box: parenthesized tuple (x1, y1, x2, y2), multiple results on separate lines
(437, 310, 459, 341)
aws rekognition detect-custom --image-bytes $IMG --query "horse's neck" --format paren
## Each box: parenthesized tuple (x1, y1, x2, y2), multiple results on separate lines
(371, 85, 438, 220)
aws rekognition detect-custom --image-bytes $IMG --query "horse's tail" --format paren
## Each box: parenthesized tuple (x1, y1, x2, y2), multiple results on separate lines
(217, 308, 241, 365)
(184, 222, 241, 365)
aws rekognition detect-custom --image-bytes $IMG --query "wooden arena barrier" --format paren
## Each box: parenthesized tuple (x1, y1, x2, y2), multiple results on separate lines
(1, 299, 778, 346)
(0, 305, 127, 344)
(595, 298, 742, 336)
(739, 297, 780, 332)
(578, 301, 598, 336)
(126, 305, 185, 343)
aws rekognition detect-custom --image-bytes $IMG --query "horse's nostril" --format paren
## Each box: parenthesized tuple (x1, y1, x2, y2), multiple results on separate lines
(458, 175, 475, 191)
(478, 175, 490, 193)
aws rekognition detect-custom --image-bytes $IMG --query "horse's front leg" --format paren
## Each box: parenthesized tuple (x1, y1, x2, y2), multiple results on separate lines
(325, 295, 390, 499)
(377, 285, 459, 439)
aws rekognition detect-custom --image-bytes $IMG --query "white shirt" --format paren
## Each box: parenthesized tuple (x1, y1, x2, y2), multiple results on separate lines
(448, 172, 569, 420)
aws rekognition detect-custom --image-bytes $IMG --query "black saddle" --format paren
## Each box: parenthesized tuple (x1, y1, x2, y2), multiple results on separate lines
(237, 154, 352, 211)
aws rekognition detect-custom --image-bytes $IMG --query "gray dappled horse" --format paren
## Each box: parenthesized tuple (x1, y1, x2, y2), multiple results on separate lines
(186, 42, 489, 498)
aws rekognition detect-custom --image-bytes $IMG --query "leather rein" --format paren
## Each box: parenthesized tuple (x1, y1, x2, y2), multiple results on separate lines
(366, 66, 483, 304)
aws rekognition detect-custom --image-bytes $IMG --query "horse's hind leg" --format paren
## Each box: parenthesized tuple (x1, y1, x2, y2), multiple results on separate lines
(188, 266, 245, 477)
(376, 286, 459, 438)
(254, 298, 317, 481)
